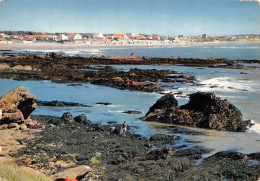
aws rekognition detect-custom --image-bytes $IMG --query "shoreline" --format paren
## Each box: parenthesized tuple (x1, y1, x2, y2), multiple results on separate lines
(1, 113, 259, 180)
(0, 39, 256, 51)
(0, 56, 259, 180)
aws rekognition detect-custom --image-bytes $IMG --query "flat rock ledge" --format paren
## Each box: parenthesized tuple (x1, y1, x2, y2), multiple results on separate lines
(142, 92, 253, 132)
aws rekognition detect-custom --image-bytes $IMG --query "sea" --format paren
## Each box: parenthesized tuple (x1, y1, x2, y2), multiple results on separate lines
(0, 41, 260, 158)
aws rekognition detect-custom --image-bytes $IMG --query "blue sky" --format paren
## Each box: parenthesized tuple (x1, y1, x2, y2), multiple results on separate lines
(0, 0, 259, 35)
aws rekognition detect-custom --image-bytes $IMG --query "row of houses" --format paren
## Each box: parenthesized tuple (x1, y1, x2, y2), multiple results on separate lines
(0, 32, 193, 42)
(1, 32, 259, 43)
(0, 33, 84, 42)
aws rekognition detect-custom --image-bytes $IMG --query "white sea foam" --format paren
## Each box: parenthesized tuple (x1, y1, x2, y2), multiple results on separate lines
(107, 110, 124, 113)
(217, 46, 260, 49)
(24, 49, 62, 53)
(248, 121, 260, 134)
(22, 48, 103, 56)
(190, 76, 257, 93)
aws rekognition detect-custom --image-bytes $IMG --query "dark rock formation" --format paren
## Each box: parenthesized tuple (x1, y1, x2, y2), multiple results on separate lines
(146, 147, 174, 160)
(37, 100, 90, 107)
(145, 94, 178, 115)
(122, 110, 142, 114)
(61, 112, 74, 124)
(149, 134, 179, 141)
(96, 102, 112, 106)
(74, 114, 93, 125)
(74, 114, 87, 123)
(142, 92, 253, 132)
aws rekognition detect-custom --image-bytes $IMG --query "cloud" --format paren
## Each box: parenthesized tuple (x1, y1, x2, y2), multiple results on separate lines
(239, 0, 260, 6)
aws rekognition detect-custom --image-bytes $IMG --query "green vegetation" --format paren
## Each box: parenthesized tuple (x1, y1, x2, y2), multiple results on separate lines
(0, 162, 52, 181)
(90, 152, 102, 164)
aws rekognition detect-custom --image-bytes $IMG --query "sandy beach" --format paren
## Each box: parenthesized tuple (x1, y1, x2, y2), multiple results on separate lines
(0, 39, 253, 51)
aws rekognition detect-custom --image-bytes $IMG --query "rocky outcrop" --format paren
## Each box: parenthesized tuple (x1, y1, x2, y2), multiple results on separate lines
(96, 102, 112, 106)
(0, 87, 39, 129)
(74, 114, 92, 125)
(122, 110, 142, 114)
(142, 92, 253, 132)
(146, 93, 178, 114)
(37, 100, 90, 107)
(149, 134, 179, 141)
(60, 112, 74, 124)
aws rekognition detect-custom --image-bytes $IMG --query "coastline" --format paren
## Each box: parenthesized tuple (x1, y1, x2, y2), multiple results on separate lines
(0, 39, 255, 51)
(0, 53, 259, 180)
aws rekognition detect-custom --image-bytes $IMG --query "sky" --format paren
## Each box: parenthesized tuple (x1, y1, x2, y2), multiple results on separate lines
(0, 0, 259, 36)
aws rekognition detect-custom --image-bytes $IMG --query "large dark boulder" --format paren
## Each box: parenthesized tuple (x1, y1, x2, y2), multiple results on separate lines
(145, 94, 178, 116)
(61, 112, 74, 124)
(74, 114, 87, 123)
(142, 92, 253, 132)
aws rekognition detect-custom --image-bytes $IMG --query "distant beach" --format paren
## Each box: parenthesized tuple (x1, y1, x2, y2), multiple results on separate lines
(0, 39, 255, 51)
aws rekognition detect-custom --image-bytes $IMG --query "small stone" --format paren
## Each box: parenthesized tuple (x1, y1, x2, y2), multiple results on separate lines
(19, 123, 27, 130)
(8, 123, 19, 129)
(0, 124, 8, 130)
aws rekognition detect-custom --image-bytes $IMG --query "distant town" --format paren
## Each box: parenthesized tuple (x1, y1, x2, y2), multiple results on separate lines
(0, 31, 260, 46)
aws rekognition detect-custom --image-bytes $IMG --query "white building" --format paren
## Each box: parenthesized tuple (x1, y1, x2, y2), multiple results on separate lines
(92, 33, 104, 39)
(68, 33, 83, 41)
(61, 34, 68, 41)
(126, 33, 139, 37)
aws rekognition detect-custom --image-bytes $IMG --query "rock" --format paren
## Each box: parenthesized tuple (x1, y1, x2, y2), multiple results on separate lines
(130, 53, 137, 58)
(0, 63, 10, 71)
(73, 114, 92, 125)
(67, 83, 83, 86)
(96, 102, 112, 106)
(74, 114, 87, 123)
(111, 125, 122, 135)
(37, 100, 90, 107)
(23, 119, 38, 127)
(54, 160, 69, 168)
(2, 112, 24, 123)
(122, 110, 142, 114)
(248, 153, 260, 161)
(145, 94, 178, 116)
(149, 134, 179, 141)
(107, 121, 117, 124)
(146, 147, 174, 160)
(12, 65, 32, 71)
(207, 151, 248, 161)
(61, 112, 74, 124)
(142, 92, 252, 132)
(8, 123, 19, 130)
(0, 87, 37, 124)
(0, 124, 8, 130)
(19, 123, 27, 131)
(0, 86, 41, 128)
(51, 165, 92, 181)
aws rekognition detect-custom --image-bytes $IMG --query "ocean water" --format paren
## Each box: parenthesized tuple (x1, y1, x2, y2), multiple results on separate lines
(0, 41, 260, 156)
(1, 41, 260, 60)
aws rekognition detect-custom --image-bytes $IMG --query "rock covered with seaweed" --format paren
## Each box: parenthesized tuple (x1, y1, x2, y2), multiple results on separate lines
(142, 92, 253, 131)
